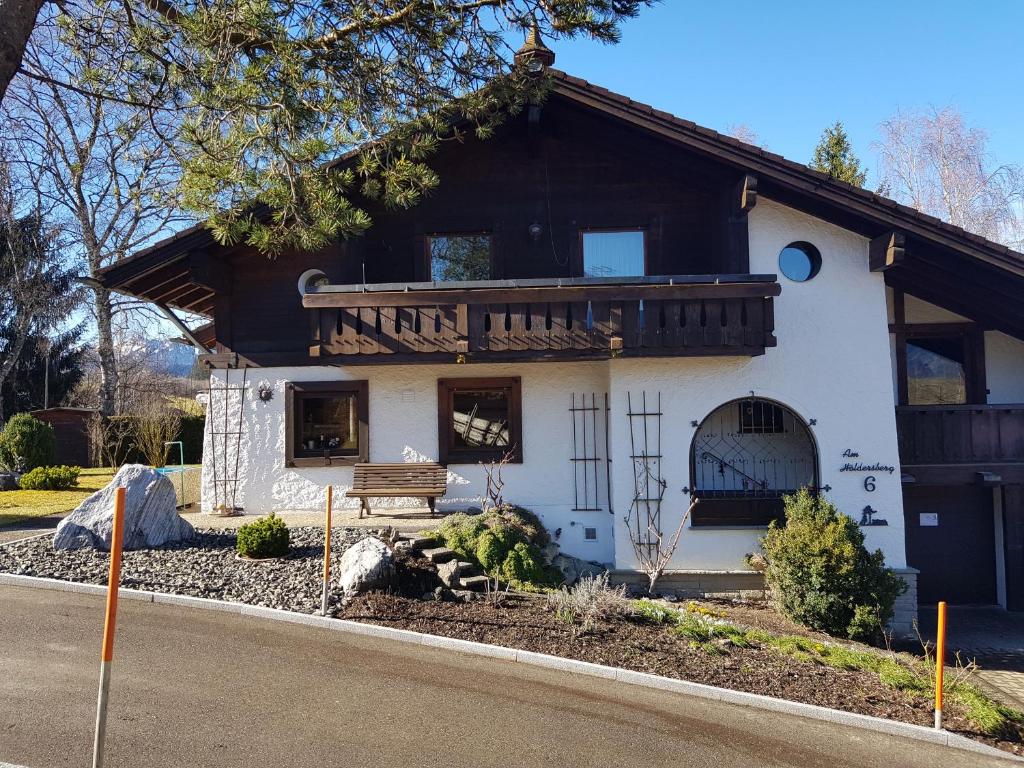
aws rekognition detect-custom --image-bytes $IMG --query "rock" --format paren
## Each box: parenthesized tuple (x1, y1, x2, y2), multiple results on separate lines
(436, 559, 462, 588)
(0, 472, 19, 491)
(451, 589, 477, 603)
(336, 537, 395, 596)
(53, 464, 194, 551)
(551, 552, 606, 585)
(465, 506, 484, 516)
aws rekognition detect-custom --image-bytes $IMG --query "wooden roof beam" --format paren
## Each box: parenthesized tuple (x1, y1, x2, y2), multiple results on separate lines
(870, 231, 906, 272)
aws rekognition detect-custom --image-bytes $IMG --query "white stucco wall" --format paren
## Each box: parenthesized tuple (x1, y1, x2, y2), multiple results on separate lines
(985, 331, 1024, 404)
(607, 200, 906, 572)
(202, 361, 616, 563)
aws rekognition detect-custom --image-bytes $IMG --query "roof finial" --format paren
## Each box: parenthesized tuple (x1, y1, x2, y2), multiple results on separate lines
(514, 17, 555, 71)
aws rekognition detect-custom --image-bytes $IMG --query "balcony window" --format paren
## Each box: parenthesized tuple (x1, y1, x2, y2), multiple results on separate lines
(891, 322, 985, 406)
(907, 337, 968, 405)
(286, 381, 368, 466)
(428, 234, 492, 282)
(582, 230, 645, 278)
(438, 377, 522, 464)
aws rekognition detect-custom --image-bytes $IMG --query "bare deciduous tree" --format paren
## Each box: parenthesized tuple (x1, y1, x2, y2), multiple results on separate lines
(875, 106, 1024, 249)
(627, 496, 699, 595)
(1, 9, 186, 417)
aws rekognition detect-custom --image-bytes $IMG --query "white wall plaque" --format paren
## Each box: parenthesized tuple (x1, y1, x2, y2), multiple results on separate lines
(919, 512, 939, 527)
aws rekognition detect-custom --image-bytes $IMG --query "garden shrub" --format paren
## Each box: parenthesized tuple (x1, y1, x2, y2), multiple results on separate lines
(435, 505, 561, 590)
(18, 465, 80, 490)
(236, 513, 290, 559)
(0, 413, 55, 472)
(759, 489, 905, 641)
(547, 573, 631, 633)
(500, 541, 546, 585)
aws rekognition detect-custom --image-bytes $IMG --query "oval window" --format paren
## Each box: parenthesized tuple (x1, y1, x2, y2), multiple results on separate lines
(778, 241, 822, 282)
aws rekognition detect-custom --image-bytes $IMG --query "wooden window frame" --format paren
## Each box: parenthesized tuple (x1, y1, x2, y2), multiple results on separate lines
(285, 380, 369, 467)
(422, 232, 494, 283)
(437, 376, 523, 465)
(578, 227, 649, 278)
(890, 292, 986, 405)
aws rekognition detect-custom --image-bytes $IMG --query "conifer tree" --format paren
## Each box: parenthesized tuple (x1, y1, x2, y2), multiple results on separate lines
(811, 121, 867, 186)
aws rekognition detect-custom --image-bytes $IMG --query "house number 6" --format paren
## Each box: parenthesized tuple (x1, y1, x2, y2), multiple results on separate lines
(864, 475, 876, 492)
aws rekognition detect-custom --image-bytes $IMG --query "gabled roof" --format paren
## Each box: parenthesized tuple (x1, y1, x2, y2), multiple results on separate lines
(97, 68, 1024, 337)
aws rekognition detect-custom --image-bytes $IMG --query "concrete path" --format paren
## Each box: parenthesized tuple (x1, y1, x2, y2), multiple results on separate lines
(1, 586, 1013, 768)
(181, 505, 441, 532)
(919, 606, 1024, 711)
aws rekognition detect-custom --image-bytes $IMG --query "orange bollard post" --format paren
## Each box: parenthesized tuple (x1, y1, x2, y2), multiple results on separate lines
(935, 600, 947, 730)
(321, 485, 333, 615)
(92, 486, 126, 768)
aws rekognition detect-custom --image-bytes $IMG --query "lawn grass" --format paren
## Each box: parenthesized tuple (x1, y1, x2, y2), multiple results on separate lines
(634, 598, 1024, 737)
(0, 467, 117, 527)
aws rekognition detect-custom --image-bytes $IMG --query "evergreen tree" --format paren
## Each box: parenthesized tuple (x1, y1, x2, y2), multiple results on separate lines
(811, 121, 867, 186)
(0, 326, 86, 421)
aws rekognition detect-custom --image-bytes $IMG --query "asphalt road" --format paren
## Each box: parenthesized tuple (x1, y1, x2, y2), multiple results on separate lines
(0, 585, 1012, 767)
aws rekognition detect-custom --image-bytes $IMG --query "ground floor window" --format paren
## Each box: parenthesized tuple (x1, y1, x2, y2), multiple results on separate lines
(438, 377, 522, 464)
(690, 397, 818, 526)
(285, 380, 368, 467)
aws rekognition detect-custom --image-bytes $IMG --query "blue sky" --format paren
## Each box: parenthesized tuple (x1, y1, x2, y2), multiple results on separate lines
(552, 0, 1024, 186)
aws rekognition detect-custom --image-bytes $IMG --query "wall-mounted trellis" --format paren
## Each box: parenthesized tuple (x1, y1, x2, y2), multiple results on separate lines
(204, 366, 248, 514)
(569, 393, 612, 513)
(625, 391, 666, 553)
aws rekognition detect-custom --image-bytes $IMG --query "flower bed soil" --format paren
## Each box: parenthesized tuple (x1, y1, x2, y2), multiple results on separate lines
(1, 530, 1020, 755)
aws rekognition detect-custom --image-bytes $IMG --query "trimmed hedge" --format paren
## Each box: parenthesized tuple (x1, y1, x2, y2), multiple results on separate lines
(19, 465, 81, 490)
(0, 413, 55, 472)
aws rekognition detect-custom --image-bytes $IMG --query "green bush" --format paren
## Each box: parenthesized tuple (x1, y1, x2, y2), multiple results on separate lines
(0, 413, 55, 472)
(18, 465, 81, 490)
(500, 541, 546, 585)
(236, 513, 290, 559)
(759, 489, 905, 641)
(435, 505, 560, 590)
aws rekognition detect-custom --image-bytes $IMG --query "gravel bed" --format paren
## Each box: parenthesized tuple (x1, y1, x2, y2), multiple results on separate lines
(0, 527, 367, 614)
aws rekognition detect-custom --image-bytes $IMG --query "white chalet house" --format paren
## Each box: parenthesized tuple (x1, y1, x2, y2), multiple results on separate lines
(99, 48, 1024, 634)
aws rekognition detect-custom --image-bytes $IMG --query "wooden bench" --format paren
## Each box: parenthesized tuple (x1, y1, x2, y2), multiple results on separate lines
(346, 462, 448, 518)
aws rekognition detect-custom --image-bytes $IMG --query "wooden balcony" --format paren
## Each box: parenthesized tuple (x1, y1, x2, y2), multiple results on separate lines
(302, 275, 780, 363)
(896, 404, 1024, 485)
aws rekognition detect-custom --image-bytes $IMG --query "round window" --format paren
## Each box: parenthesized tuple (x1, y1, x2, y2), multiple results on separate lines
(778, 241, 822, 282)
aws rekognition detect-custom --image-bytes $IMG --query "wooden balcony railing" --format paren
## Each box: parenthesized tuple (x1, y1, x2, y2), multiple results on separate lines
(896, 404, 1024, 468)
(302, 276, 780, 362)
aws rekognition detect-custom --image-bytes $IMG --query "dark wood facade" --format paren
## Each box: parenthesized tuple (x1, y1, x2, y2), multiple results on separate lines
(896, 405, 1024, 484)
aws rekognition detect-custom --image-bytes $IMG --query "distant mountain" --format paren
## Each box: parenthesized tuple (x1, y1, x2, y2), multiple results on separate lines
(126, 339, 200, 377)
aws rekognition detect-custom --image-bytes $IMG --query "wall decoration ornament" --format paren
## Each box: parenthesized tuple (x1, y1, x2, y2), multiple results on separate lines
(256, 382, 274, 403)
(838, 448, 895, 475)
(859, 505, 888, 526)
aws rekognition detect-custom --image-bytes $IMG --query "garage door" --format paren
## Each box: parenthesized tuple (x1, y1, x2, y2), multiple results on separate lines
(904, 486, 996, 605)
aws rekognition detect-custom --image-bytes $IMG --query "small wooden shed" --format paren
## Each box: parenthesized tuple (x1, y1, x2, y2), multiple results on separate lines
(30, 407, 97, 468)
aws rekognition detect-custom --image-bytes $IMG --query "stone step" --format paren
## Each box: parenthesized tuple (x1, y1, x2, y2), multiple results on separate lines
(421, 546, 457, 563)
(459, 575, 492, 591)
(457, 561, 479, 574)
(407, 536, 440, 551)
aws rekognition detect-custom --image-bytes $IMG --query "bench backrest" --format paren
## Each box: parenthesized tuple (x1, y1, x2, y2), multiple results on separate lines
(350, 462, 448, 494)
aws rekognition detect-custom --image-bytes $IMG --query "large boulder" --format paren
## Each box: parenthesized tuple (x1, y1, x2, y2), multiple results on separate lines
(53, 464, 195, 551)
(337, 537, 395, 596)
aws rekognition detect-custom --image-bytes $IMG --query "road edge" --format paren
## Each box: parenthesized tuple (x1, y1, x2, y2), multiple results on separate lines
(0, 572, 1017, 763)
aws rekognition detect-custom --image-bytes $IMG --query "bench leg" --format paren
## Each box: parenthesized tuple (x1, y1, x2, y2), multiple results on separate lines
(427, 496, 436, 518)
(363, 498, 372, 518)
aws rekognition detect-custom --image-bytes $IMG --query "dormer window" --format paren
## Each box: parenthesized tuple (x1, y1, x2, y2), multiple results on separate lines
(581, 229, 646, 278)
(427, 234, 492, 282)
